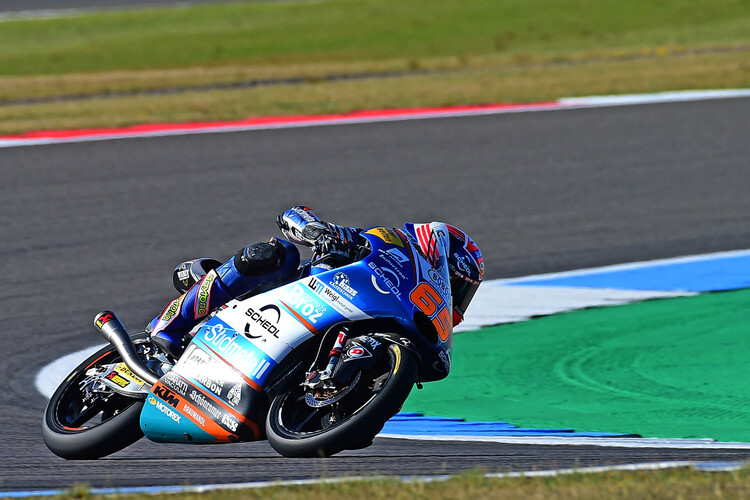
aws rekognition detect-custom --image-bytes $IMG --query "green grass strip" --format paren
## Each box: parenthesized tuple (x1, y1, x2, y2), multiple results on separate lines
(2, 0, 750, 77)
(1, 0, 750, 133)
(404, 289, 750, 442)
(41, 467, 750, 500)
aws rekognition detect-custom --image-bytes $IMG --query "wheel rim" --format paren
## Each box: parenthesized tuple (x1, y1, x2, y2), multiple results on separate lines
(275, 346, 397, 437)
(52, 348, 141, 433)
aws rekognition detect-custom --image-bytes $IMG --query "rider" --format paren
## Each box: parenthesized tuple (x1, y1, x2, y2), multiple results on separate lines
(149, 206, 484, 359)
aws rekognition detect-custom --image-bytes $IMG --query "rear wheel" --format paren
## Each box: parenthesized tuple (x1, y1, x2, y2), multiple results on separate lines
(42, 334, 149, 460)
(266, 343, 417, 457)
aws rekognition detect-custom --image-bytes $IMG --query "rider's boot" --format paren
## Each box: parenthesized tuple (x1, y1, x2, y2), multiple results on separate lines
(149, 239, 300, 359)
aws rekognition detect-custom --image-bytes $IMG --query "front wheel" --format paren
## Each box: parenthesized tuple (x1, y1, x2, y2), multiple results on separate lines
(266, 343, 417, 457)
(42, 334, 149, 460)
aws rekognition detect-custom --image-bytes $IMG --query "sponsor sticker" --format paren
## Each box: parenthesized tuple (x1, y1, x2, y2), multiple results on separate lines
(176, 344, 235, 396)
(181, 402, 207, 426)
(188, 389, 222, 421)
(365, 227, 404, 247)
(221, 414, 239, 433)
(160, 297, 182, 323)
(378, 249, 410, 280)
(362, 336, 381, 350)
(186, 388, 240, 433)
(153, 384, 181, 408)
(198, 320, 277, 385)
(227, 382, 242, 406)
(308, 277, 366, 319)
(114, 363, 145, 386)
(438, 349, 451, 372)
(95, 312, 115, 328)
(244, 304, 281, 339)
(330, 272, 358, 299)
(368, 262, 402, 299)
(292, 206, 318, 223)
(346, 345, 371, 360)
(454, 253, 472, 274)
(427, 268, 450, 296)
(288, 282, 327, 324)
(177, 266, 191, 287)
(149, 394, 181, 423)
(162, 371, 189, 396)
(196, 270, 217, 317)
(105, 371, 129, 388)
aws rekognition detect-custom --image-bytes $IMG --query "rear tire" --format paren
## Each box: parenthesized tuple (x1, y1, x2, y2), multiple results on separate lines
(266, 343, 417, 457)
(42, 334, 148, 460)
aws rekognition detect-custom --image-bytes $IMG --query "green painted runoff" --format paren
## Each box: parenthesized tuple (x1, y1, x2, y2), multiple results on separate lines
(403, 288, 750, 442)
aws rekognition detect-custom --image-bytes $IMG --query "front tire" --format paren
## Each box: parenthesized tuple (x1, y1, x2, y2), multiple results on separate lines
(266, 343, 417, 457)
(42, 334, 148, 460)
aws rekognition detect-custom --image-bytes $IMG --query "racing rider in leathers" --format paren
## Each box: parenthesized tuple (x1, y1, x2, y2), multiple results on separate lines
(148, 206, 484, 360)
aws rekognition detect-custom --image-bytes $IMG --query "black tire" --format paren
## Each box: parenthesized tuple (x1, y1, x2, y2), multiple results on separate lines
(42, 334, 148, 460)
(266, 343, 417, 458)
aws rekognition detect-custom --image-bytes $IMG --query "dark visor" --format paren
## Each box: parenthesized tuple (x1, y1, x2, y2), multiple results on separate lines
(451, 276, 479, 318)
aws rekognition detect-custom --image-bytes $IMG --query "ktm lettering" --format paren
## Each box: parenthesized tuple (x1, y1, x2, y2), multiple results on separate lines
(153, 385, 180, 408)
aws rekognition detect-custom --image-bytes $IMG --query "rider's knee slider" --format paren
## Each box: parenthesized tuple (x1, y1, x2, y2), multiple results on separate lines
(234, 241, 285, 276)
(217, 238, 301, 298)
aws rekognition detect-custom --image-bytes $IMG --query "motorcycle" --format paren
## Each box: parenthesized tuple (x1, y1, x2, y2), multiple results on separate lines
(42, 226, 455, 459)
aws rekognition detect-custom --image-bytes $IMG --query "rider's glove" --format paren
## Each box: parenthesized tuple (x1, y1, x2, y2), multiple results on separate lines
(277, 206, 361, 265)
(312, 233, 354, 265)
(276, 207, 329, 247)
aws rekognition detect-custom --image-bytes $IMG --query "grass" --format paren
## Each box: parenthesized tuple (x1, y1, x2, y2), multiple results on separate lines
(1, 0, 749, 133)
(37, 466, 750, 500)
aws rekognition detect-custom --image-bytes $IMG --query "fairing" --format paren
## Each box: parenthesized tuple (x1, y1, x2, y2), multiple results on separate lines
(140, 226, 456, 443)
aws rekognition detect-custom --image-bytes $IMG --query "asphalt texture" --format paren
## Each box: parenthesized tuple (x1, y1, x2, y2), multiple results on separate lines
(2, 97, 750, 491)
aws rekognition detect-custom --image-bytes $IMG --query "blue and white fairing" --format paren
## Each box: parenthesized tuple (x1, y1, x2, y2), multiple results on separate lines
(140, 225, 454, 443)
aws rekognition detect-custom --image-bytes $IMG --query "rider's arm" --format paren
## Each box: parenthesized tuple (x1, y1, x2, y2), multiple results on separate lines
(276, 206, 361, 264)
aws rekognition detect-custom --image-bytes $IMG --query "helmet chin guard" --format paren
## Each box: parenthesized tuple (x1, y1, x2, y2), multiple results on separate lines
(405, 222, 483, 325)
(172, 258, 222, 294)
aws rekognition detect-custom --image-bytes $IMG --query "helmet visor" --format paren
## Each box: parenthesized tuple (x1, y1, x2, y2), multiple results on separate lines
(451, 275, 479, 319)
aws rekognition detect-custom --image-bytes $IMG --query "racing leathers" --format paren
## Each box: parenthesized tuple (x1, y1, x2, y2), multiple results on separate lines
(148, 206, 484, 360)
(148, 206, 361, 359)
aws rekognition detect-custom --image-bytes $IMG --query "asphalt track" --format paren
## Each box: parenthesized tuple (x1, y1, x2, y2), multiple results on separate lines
(2, 97, 750, 492)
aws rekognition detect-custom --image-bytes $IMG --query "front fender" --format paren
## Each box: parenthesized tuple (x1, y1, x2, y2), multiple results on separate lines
(331, 333, 421, 387)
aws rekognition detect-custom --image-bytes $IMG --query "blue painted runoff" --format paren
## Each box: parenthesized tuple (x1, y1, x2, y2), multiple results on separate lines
(510, 252, 750, 292)
(382, 413, 637, 437)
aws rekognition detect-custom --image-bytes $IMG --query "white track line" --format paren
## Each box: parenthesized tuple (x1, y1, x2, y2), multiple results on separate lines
(2, 460, 745, 498)
(2, 89, 750, 149)
(561, 89, 750, 107)
(498, 248, 750, 284)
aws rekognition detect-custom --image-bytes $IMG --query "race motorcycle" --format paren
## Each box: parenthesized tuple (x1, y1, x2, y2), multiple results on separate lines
(42, 226, 456, 459)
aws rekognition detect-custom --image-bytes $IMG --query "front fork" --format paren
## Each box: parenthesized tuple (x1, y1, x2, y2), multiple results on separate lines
(304, 324, 350, 390)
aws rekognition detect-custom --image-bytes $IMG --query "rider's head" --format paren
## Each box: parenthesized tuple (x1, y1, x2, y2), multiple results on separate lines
(445, 224, 483, 326)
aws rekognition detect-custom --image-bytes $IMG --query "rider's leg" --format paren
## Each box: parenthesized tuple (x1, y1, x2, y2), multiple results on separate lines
(150, 238, 300, 358)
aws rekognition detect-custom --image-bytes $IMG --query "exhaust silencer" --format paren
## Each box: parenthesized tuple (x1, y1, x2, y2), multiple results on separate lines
(94, 311, 160, 386)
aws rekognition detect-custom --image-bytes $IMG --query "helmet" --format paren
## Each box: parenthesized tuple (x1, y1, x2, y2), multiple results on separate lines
(445, 224, 483, 325)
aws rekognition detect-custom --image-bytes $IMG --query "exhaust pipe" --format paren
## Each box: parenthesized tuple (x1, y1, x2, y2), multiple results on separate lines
(94, 311, 160, 386)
